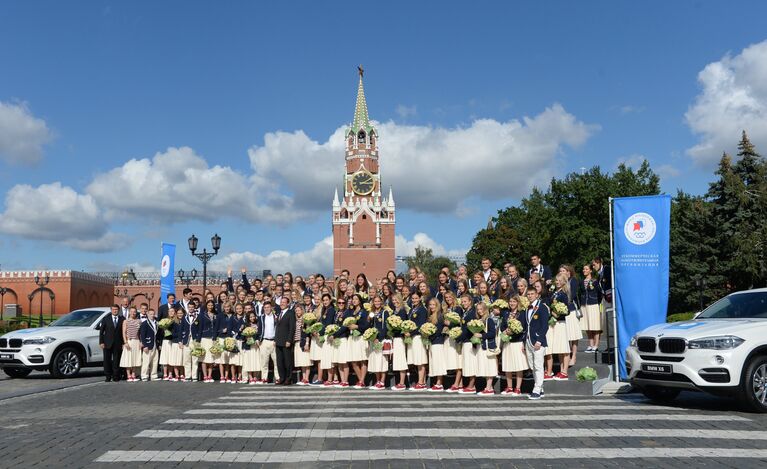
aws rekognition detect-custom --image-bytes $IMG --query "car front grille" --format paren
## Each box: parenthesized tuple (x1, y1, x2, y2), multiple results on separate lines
(8, 339, 22, 348)
(637, 337, 656, 353)
(658, 338, 686, 354)
(0, 339, 6, 348)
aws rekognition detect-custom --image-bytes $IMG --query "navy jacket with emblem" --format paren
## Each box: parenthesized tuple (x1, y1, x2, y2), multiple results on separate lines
(520, 300, 549, 347)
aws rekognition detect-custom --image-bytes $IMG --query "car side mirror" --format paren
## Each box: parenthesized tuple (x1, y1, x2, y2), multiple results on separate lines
(94, 323, 101, 330)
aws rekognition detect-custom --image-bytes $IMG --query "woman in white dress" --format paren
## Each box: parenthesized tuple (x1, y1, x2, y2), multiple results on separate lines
(389, 293, 410, 391)
(426, 298, 447, 391)
(500, 296, 529, 396)
(441, 291, 463, 392)
(119, 308, 142, 382)
(242, 311, 261, 385)
(545, 274, 573, 380)
(366, 295, 388, 390)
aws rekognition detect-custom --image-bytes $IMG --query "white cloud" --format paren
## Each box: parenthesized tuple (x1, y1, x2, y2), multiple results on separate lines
(0, 101, 53, 164)
(615, 154, 647, 169)
(87, 146, 308, 224)
(686, 40, 767, 165)
(395, 104, 417, 118)
(248, 104, 597, 214)
(0, 182, 128, 252)
(395, 232, 466, 258)
(210, 236, 334, 275)
(619, 105, 644, 115)
(656, 164, 681, 179)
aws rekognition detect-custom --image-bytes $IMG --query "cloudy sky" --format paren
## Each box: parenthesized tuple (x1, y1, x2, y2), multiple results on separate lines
(1, 1, 767, 275)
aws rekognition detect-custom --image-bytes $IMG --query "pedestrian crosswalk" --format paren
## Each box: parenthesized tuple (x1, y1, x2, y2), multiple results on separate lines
(95, 386, 767, 465)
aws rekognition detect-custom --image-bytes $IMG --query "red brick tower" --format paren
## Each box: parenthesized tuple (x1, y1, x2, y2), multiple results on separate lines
(332, 67, 395, 281)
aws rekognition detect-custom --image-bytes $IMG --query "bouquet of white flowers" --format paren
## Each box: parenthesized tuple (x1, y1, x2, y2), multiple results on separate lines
(419, 322, 437, 346)
(467, 319, 485, 345)
(400, 320, 417, 345)
(157, 318, 174, 337)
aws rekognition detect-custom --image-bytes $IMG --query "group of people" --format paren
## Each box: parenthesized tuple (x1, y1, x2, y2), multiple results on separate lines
(98, 255, 612, 400)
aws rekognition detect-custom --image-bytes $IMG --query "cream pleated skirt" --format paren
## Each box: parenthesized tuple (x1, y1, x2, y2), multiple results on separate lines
(367, 346, 388, 373)
(309, 337, 323, 361)
(294, 344, 311, 367)
(320, 338, 334, 370)
(579, 306, 589, 331)
(349, 335, 368, 362)
(585, 304, 602, 331)
(407, 335, 428, 366)
(461, 342, 478, 377)
(119, 339, 142, 367)
(475, 349, 498, 378)
(428, 343, 447, 377)
(242, 345, 260, 373)
(226, 340, 243, 367)
(168, 342, 184, 367)
(332, 337, 351, 364)
(200, 337, 219, 364)
(565, 312, 583, 341)
(547, 321, 570, 355)
(501, 341, 529, 372)
(444, 338, 463, 371)
(392, 337, 408, 371)
(159, 341, 172, 366)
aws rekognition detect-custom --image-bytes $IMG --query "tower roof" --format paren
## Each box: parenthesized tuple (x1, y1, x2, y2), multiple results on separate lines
(348, 66, 375, 136)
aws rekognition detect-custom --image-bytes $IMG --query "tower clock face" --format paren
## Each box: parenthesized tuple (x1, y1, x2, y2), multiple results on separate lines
(351, 171, 374, 195)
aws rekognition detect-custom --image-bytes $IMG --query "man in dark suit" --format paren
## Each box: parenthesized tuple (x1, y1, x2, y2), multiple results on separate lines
(157, 293, 176, 321)
(99, 305, 125, 382)
(520, 288, 549, 400)
(274, 297, 296, 385)
(527, 254, 552, 285)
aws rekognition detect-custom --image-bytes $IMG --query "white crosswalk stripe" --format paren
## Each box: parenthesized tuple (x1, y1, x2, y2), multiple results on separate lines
(94, 386, 761, 465)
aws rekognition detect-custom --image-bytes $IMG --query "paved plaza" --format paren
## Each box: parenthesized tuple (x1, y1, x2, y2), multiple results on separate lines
(1, 375, 766, 468)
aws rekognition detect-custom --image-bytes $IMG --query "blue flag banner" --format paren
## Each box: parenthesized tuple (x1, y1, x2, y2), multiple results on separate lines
(160, 243, 176, 305)
(613, 195, 671, 380)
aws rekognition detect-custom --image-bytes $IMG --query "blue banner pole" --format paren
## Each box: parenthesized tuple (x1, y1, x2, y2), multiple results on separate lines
(160, 243, 176, 306)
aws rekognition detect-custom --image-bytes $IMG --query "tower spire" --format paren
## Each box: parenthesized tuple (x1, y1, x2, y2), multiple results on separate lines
(352, 65, 371, 133)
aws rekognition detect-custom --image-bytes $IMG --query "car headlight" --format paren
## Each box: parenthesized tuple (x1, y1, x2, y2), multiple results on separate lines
(22, 336, 57, 345)
(687, 335, 744, 350)
(630, 335, 637, 347)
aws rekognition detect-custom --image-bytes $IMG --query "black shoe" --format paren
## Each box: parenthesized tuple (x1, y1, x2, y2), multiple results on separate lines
(113, 378, 121, 382)
(105, 377, 112, 382)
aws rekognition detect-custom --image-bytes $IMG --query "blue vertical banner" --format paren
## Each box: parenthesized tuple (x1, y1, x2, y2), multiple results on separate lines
(160, 243, 176, 305)
(613, 195, 671, 379)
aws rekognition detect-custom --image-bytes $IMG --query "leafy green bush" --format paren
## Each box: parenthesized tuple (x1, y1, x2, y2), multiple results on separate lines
(576, 367, 598, 381)
(666, 312, 695, 323)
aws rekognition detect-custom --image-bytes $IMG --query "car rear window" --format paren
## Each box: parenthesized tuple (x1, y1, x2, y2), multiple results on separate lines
(698, 292, 767, 319)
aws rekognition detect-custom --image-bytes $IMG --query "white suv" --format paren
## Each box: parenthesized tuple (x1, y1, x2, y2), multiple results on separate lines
(627, 288, 767, 412)
(0, 308, 111, 378)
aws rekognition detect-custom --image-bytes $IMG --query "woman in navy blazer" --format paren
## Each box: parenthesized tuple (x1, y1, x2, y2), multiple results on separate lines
(215, 301, 234, 383)
(457, 294, 478, 394)
(366, 295, 389, 390)
(407, 292, 429, 391)
(169, 308, 189, 381)
(474, 302, 498, 396)
(318, 294, 337, 386)
(196, 302, 218, 383)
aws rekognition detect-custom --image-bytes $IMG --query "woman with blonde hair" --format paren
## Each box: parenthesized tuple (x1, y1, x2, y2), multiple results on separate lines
(545, 273, 572, 380)
(390, 293, 410, 390)
(442, 291, 463, 391)
(366, 295, 389, 390)
(559, 265, 583, 365)
(500, 295, 528, 395)
(474, 302, 498, 396)
(426, 297, 447, 391)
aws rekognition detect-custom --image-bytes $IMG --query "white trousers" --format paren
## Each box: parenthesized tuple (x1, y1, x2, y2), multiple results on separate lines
(183, 345, 200, 380)
(525, 342, 545, 394)
(259, 340, 280, 381)
(140, 347, 159, 380)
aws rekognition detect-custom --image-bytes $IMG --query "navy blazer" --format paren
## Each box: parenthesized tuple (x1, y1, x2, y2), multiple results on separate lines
(458, 306, 476, 343)
(528, 265, 552, 281)
(171, 321, 190, 345)
(214, 313, 233, 339)
(195, 312, 217, 341)
(430, 314, 446, 345)
(230, 315, 246, 339)
(408, 304, 428, 335)
(580, 278, 602, 305)
(370, 309, 388, 341)
(389, 308, 408, 338)
(480, 316, 497, 350)
(334, 308, 355, 338)
(552, 290, 569, 322)
(320, 306, 336, 328)
(500, 310, 524, 343)
(520, 301, 550, 347)
(139, 320, 160, 349)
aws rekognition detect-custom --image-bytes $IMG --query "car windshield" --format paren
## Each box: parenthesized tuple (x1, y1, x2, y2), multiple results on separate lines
(697, 291, 767, 319)
(48, 310, 105, 327)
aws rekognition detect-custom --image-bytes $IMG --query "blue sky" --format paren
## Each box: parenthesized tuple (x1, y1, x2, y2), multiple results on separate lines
(1, 1, 767, 275)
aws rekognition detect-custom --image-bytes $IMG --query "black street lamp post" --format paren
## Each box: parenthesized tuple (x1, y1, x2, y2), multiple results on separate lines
(0, 287, 7, 321)
(177, 268, 198, 289)
(694, 277, 706, 311)
(31, 273, 50, 326)
(188, 234, 221, 295)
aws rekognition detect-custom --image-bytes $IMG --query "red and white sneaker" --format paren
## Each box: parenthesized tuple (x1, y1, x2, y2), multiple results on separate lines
(500, 387, 514, 395)
(445, 385, 461, 393)
(478, 389, 495, 396)
(163, 375, 171, 381)
(554, 372, 568, 381)
(428, 384, 444, 392)
(411, 383, 428, 391)
(339, 382, 350, 388)
(391, 384, 407, 391)
(300, 379, 310, 386)
(323, 381, 334, 387)
(511, 388, 522, 396)
(178, 375, 185, 381)
(248, 378, 256, 385)
(353, 383, 365, 389)
(457, 387, 476, 394)
(543, 372, 555, 381)
(168, 377, 177, 382)
(219, 379, 226, 383)
(373, 382, 385, 390)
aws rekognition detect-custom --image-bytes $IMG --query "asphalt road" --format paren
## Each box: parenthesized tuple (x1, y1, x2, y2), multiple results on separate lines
(0, 376, 766, 468)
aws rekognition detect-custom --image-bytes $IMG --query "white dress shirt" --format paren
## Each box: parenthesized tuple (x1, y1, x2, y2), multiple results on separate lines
(263, 313, 276, 339)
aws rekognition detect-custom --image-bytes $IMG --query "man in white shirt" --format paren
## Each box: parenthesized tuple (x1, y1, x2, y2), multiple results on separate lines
(481, 258, 492, 282)
(138, 303, 149, 322)
(120, 297, 130, 319)
(258, 302, 279, 383)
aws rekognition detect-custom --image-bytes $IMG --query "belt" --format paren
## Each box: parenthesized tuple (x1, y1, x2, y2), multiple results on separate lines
(263, 338, 275, 341)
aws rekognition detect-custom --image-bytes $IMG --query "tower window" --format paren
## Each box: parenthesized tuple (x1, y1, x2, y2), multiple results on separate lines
(362, 214, 367, 220)
(357, 130, 366, 144)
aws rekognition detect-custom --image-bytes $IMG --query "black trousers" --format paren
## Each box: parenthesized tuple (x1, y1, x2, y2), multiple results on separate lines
(275, 345, 294, 384)
(102, 346, 122, 381)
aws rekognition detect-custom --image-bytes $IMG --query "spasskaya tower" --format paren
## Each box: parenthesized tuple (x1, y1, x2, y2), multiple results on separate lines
(331, 67, 395, 280)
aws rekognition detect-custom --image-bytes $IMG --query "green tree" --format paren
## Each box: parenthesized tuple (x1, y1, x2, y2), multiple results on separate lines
(404, 246, 457, 283)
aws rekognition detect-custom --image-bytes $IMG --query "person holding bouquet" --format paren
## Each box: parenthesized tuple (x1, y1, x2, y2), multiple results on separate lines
(293, 305, 312, 385)
(242, 311, 261, 385)
(389, 293, 410, 391)
(442, 291, 463, 392)
(545, 274, 572, 380)
(303, 295, 323, 384)
(558, 265, 583, 366)
(473, 302, 498, 396)
(347, 294, 369, 389)
(195, 300, 219, 383)
(366, 295, 388, 390)
(228, 303, 246, 383)
(138, 309, 160, 381)
(331, 296, 353, 388)
(426, 298, 447, 391)
(521, 288, 549, 399)
(406, 292, 429, 391)
(318, 294, 338, 386)
(500, 296, 528, 395)
(580, 263, 603, 352)
(169, 307, 189, 382)
(457, 294, 478, 394)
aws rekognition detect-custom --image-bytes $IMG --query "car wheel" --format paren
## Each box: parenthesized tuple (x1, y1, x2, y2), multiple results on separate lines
(640, 386, 680, 403)
(3, 367, 32, 378)
(741, 355, 767, 413)
(50, 347, 82, 378)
